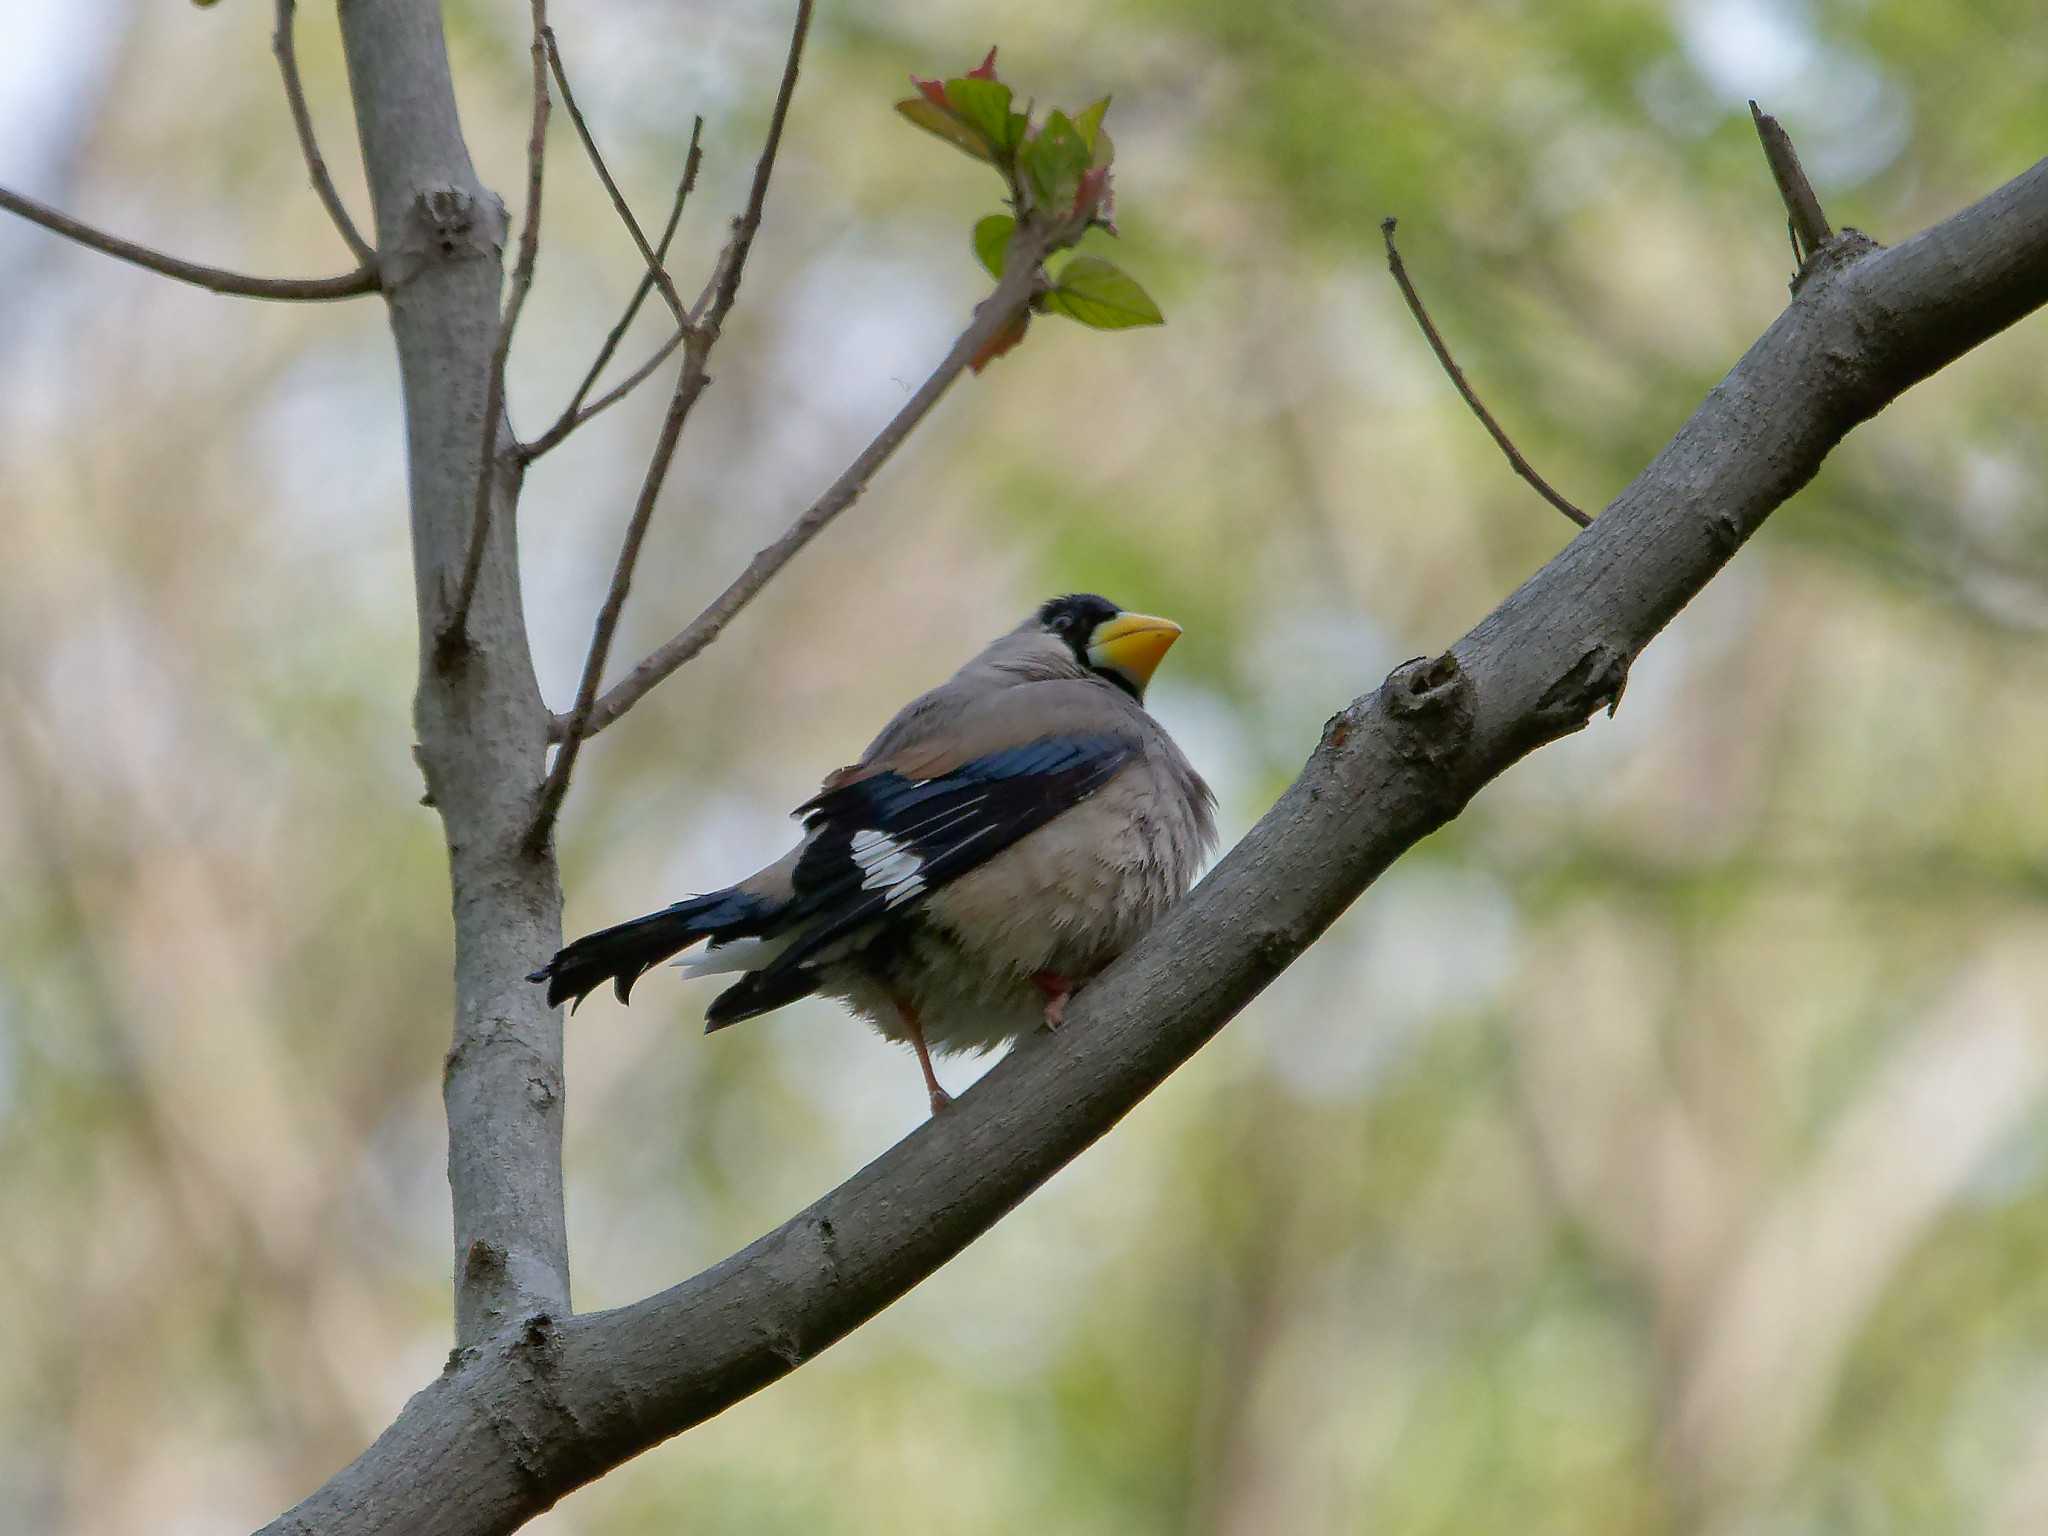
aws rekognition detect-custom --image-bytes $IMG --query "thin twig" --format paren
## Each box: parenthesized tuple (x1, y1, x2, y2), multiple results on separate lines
(700, 0, 812, 335)
(272, 0, 375, 264)
(532, 329, 685, 456)
(555, 227, 1057, 745)
(530, 354, 702, 849)
(1749, 101, 1834, 267)
(441, 0, 551, 658)
(523, 119, 704, 462)
(0, 184, 377, 301)
(529, 0, 815, 828)
(543, 27, 691, 332)
(1380, 217, 1592, 529)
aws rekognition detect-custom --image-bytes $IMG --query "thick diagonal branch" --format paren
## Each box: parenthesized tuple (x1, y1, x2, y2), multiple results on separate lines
(263, 153, 2048, 1536)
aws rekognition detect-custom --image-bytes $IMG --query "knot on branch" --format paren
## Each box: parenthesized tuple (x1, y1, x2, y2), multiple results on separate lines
(1377, 651, 1475, 771)
(464, 1237, 509, 1287)
(519, 1311, 561, 1367)
(385, 186, 508, 290)
(756, 1320, 807, 1369)
(1790, 226, 1883, 295)
(1533, 643, 1632, 735)
(812, 1214, 843, 1282)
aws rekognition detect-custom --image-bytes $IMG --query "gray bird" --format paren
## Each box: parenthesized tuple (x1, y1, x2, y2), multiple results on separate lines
(529, 594, 1216, 1113)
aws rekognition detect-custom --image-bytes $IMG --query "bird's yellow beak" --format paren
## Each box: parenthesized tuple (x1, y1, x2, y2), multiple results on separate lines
(1087, 611, 1183, 692)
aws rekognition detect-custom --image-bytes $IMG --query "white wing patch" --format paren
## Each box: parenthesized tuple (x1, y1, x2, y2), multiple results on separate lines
(850, 828, 927, 906)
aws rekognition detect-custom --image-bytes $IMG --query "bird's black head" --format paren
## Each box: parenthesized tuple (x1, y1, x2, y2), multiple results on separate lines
(1035, 593, 1184, 702)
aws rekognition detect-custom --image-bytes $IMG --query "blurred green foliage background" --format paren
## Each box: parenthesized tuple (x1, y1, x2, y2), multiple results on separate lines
(3, 1, 2047, 1532)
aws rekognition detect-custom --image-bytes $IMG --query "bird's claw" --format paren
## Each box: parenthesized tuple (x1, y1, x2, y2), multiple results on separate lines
(1031, 970, 1074, 1032)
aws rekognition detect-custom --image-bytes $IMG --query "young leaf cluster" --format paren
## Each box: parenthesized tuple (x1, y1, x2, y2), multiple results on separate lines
(896, 48, 1162, 368)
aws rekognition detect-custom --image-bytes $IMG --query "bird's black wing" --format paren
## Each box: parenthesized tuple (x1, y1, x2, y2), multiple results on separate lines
(767, 732, 1133, 973)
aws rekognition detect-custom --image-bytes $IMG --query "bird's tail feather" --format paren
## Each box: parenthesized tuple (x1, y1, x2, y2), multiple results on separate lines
(528, 889, 771, 1010)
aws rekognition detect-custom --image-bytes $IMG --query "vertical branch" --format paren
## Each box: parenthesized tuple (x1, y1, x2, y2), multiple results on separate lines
(338, 0, 569, 1346)
(441, 0, 552, 657)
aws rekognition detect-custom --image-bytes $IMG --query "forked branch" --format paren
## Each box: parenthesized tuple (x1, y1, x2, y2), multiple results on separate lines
(555, 222, 1060, 744)
(524, 119, 705, 463)
(543, 29, 694, 333)
(529, 0, 815, 839)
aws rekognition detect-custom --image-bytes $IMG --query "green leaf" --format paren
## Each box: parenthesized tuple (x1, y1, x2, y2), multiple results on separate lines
(895, 97, 994, 162)
(944, 77, 1016, 160)
(972, 214, 1016, 279)
(1023, 109, 1091, 209)
(1090, 126, 1115, 171)
(1073, 97, 1111, 154)
(1043, 256, 1164, 328)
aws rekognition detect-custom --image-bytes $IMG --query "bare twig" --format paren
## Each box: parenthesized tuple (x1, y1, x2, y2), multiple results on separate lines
(522, 119, 704, 463)
(699, 0, 813, 335)
(440, 0, 551, 658)
(531, 328, 686, 457)
(556, 225, 1057, 743)
(529, 0, 816, 833)
(543, 28, 691, 332)
(1380, 217, 1592, 529)
(0, 184, 377, 301)
(1749, 101, 1834, 267)
(272, 0, 375, 264)
(530, 356, 701, 849)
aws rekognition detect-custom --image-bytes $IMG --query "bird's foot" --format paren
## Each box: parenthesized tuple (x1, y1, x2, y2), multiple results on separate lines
(893, 991, 952, 1117)
(1031, 970, 1075, 1032)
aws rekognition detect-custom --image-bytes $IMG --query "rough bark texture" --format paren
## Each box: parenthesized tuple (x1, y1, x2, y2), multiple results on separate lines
(259, 156, 2048, 1536)
(339, 0, 570, 1344)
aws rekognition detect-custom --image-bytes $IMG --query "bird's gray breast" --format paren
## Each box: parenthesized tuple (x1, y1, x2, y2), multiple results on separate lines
(917, 746, 1206, 984)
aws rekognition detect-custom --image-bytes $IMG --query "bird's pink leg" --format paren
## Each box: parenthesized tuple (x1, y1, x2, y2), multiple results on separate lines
(892, 992, 952, 1116)
(1031, 970, 1075, 1032)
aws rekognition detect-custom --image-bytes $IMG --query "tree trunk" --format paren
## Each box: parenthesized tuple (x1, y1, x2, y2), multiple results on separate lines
(339, 0, 569, 1344)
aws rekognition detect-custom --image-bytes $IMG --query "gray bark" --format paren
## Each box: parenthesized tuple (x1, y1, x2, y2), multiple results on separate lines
(259, 150, 2048, 1536)
(339, 0, 569, 1343)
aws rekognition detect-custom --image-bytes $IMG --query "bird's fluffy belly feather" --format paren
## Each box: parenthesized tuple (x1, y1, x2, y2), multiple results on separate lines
(830, 762, 1199, 1055)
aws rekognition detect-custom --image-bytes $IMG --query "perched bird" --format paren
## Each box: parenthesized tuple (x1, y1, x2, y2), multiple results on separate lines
(529, 594, 1216, 1113)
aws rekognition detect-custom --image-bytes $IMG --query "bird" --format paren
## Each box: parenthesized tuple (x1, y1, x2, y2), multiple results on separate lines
(528, 594, 1216, 1114)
